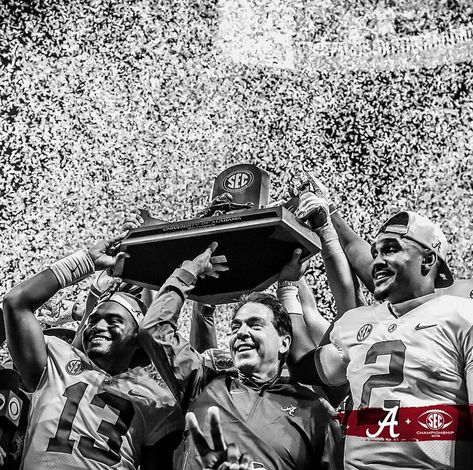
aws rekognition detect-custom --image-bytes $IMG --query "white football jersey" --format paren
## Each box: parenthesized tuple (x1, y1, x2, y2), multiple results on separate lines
(21, 336, 183, 470)
(330, 295, 473, 470)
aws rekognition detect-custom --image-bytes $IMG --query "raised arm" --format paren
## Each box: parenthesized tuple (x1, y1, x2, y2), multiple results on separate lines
(73, 210, 155, 350)
(2, 269, 55, 390)
(189, 302, 218, 353)
(3, 236, 125, 391)
(297, 192, 361, 315)
(138, 243, 228, 406)
(283, 193, 355, 390)
(276, 249, 317, 371)
(298, 277, 330, 345)
(302, 176, 374, 292)
(330, 210, 374, 292)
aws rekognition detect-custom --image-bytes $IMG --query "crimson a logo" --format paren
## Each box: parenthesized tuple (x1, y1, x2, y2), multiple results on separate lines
(418, 410, 453, 431)
(222, 170, 254, 192)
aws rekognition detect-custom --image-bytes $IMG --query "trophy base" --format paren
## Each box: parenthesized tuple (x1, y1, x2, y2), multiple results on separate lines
(112, 206, 320, 304)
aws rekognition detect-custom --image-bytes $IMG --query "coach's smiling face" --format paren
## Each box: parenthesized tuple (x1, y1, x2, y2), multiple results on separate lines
(371, 233, 426, 303)
(229, 302, 290, 382)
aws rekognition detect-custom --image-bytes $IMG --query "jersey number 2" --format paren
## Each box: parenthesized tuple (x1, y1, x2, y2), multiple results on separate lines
(47, 381, 135, 465)
(360, 340, 406, 408)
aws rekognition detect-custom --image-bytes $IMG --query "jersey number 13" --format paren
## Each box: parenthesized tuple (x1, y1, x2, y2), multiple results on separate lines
(47, 381, 135, 465)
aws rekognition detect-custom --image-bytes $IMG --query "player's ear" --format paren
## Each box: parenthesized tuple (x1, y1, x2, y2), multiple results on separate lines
(421, 249, 438, 275)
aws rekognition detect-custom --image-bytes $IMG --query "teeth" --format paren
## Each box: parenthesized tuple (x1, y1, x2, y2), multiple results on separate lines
(237, 345, 254, 352)
(91, 336, 110, 341)
(375, 271, 390, 280)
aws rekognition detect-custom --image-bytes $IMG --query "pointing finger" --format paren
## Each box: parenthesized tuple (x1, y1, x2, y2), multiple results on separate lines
(206, 241, 219, 254)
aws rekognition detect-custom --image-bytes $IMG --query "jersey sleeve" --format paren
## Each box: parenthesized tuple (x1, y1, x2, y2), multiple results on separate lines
(328, 318, 349, 364)
(314, 320, 348, 386)
(456, 299, 473, 403)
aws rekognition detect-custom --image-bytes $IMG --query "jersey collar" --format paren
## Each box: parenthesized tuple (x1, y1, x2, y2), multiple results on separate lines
(387, 293, 437, 318)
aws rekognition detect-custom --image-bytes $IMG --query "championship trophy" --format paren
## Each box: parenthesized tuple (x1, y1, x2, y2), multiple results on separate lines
(112, 164, 321, 304)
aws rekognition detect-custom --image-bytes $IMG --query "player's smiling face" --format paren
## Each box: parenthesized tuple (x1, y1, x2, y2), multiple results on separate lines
(229, 302, 289, 381)
(83, 301, 138, 361)
(371, 233, 425, 303)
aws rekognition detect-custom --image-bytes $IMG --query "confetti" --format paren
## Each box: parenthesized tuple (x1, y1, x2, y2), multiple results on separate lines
(1, 0, 472, 372)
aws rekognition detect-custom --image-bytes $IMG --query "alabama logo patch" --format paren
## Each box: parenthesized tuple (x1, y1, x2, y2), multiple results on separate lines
(66, 359, 87, 375)
(357, 324, 373, 342)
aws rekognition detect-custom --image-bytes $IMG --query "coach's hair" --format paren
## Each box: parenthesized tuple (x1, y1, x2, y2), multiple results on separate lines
(232, 291, 293, 340)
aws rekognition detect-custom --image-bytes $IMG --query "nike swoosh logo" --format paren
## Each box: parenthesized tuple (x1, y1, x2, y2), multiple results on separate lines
(128, 390, 148, 399)
(415, 323, 437, 330)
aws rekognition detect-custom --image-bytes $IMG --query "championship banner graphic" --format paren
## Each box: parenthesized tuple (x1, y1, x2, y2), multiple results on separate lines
(337, 404, 473, 442)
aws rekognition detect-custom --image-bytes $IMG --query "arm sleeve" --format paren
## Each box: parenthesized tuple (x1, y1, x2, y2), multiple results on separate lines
(138, 268, 209, 408)
(454, 300, 473, 430)
(144, 404, 184, 447)
(321, 417, 344, 470)
(459, 304, 473, 404)
(311, 398, 344, 470)
(189, 302, 217, 353)
(314, 320, 348, 386)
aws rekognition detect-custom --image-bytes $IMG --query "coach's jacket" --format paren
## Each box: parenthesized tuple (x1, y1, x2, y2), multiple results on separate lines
(139, 268, 343, 470)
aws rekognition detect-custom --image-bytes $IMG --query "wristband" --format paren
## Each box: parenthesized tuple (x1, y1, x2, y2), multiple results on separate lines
(49, 249, 95, 288)
(277, 280, 299, 288)
(314, 224, 344, 261)
(314, 222, 338, 242)
(277, 285, 303, 315)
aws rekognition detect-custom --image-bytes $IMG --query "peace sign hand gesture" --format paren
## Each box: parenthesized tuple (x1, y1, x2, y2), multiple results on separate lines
(186, 407, 255, 470)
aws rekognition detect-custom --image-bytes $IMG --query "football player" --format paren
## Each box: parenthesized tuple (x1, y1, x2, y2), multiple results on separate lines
(306, 176, 473, 299)
(2, 236, 183, 470)
(295, 201, 473, 469)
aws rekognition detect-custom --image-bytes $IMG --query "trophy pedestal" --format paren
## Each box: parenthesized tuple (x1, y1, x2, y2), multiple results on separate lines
(112, 206, 320, 304)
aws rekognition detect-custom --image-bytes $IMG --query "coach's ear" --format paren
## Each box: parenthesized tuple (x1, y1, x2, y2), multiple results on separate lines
(279, 333, 292, 355)
(421, 249, 438, 276)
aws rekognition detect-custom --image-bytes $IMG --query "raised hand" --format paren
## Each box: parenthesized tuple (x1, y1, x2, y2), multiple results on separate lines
(296, 193, 330, 229)
(279, 248, 310, 281)
(122, 209, 144, 232)
(88, 235, 129, 271)
(305, 173, 332, 201)
(186, 407, 254, 470)
(182, 242, 229, 279)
